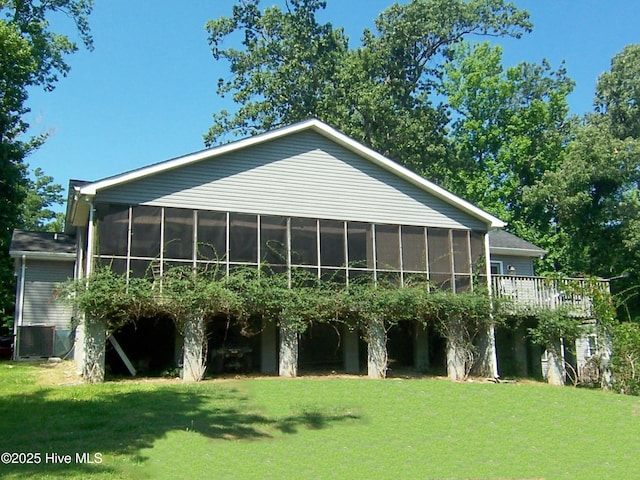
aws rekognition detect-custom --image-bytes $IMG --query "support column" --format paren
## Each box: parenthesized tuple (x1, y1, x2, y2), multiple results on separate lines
(414, 322, 429, 372)
(83, 319, 106, 383)
(472, 325, 499, 378)
(261, 319, 277, 374)
(446, 340, 466, 381)
(545, 340, 566, 386)
(343, 324, 360, 374)
(183, 315, 207, 382)
(367, 317, 387, 379)
(446, 316, 466, 381)
(279, 324, 298, 377)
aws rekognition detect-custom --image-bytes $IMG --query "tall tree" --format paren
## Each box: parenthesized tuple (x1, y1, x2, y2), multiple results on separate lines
(19, 167, 65, 232)
(0, 0, 93, 327)
(442, 41, 574, 269)
(525, 44, 640, 319)
(205, 0, 531, 181)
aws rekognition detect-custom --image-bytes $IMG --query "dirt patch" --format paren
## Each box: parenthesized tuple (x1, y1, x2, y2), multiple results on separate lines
(31, 360, 82, 386)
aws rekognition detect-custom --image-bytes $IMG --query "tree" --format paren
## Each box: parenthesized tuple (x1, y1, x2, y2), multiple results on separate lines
(594, 44, 640, 140)
(19, 166, 65, 232)
(205, 0, 531, 182)
(442, 41, 574, 269)
(525, 45, 640, 320)
(0, 0, 93, 328)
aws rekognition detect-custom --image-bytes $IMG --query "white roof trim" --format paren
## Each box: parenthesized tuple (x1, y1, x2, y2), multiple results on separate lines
(10, 251, 76, 261)
(79, 119, 505, 229)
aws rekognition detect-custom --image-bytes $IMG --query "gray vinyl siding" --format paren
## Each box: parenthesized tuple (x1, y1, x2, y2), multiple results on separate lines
(21, 259, 75, 329)
(490, 254, 536, 276)
(96, 131, 487, 231)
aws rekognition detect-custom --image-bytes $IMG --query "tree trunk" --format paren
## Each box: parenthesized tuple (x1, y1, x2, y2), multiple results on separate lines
(183, 315, 207, 382)
(279, 324, 298, 377)
(367, 317, 387, 379)
(83, 319, 106, 383)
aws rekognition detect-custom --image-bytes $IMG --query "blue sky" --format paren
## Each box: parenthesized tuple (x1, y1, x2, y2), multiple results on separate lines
(23, 0, 640, 200)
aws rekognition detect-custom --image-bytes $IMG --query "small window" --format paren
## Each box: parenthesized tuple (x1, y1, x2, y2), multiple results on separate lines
(490, 261, 503, 275)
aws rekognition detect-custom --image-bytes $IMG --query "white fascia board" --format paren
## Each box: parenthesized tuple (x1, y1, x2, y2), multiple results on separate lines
(78, 118, 506, 229)
(489, 246, 547, 258)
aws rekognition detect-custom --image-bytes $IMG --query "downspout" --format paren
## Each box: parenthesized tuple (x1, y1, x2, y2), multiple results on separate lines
(76, 200, 95, 374)
(13, 255, 27, 360)
(484, 232, 499, 378)
(85, 201, 96, 278)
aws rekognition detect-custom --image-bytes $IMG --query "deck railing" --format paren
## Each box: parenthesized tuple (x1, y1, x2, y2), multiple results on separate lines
(491, 275, 610, 318)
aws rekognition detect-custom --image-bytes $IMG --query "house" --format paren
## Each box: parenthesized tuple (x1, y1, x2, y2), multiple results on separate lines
(9, 230, 77, 359)
(9, 119, 606, 382)
(487, 230, 546, 276)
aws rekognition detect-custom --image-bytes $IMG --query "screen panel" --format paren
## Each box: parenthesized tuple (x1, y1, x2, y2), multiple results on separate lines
(130, 206, 161, 258)
(164, 208, 194, 260)
(320, 220, 345, 267)
(375, 224, 400, 270)
(291, 218, 317, 266)
(229, 213, 258, 263)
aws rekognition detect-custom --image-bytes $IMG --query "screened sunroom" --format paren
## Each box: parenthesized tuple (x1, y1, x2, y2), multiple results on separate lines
(66, 119, 504, 380)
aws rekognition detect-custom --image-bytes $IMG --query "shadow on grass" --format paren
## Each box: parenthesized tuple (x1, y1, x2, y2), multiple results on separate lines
(0, 380, 361, 478)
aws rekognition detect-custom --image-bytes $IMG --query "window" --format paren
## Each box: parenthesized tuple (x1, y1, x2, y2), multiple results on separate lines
(490, 261, 503, 275)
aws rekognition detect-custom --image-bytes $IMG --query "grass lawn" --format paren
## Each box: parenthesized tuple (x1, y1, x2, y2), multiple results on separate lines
(0, 362, 638, 479)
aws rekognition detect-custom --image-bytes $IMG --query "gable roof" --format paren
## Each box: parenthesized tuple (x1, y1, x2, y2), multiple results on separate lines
(9, 230, 76, 260)
(488, 230, 547, 258)
(73, 119, 505, 229)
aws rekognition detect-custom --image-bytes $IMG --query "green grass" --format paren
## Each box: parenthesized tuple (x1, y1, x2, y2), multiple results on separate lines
(1, 362, 639, 479)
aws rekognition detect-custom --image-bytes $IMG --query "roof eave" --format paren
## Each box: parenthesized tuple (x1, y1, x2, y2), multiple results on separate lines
(9, 250, 76, 261)
(490, 246, 547, 258)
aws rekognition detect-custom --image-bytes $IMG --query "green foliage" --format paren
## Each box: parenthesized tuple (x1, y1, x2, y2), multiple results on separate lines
(0, 0, 93, 331)
(610, 322, 640, 395)
(19, 166, 65, 231)
(526, 307, 583, 355)
(595, 44, 640, 139)
(65, 266, 495, 349)
(443, 41, 574, 270)
(205, 0, 531, 182)
(58, 267, 157, 331)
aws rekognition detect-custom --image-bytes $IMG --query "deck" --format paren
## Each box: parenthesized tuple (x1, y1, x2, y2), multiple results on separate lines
(491, 275, 610, 318)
